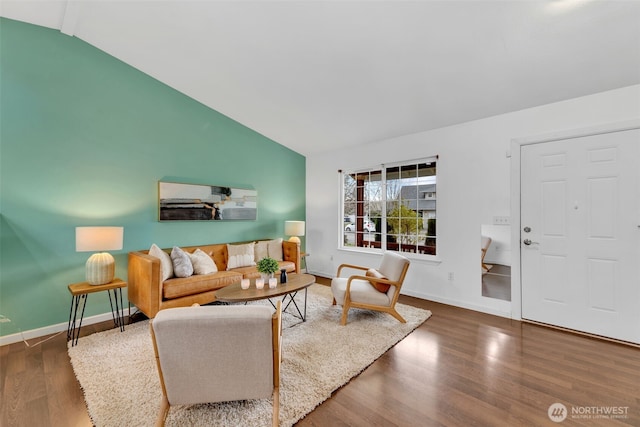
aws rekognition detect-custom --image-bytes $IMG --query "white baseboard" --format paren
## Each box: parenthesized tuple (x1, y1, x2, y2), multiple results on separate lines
(399, 289, 513, 319)
(0, 308, 131, 347)
(310, 269, 513, 319)
(308, 268, 333, 279)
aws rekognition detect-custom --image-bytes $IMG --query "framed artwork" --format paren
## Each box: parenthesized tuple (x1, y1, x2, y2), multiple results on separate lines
(158, 181, 257, 221)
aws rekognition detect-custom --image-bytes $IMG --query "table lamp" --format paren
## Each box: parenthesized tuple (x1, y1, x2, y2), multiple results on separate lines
(284, 220, 305, 244)
(76, 226, 124, 285)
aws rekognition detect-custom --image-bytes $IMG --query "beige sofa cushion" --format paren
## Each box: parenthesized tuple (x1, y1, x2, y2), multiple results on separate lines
(227, 242, 256, 270)
(331, 277, 394, 307)
(254, 240, 269, 261)
(149, 244, 173, 281)
(189, 248, 218, 275)
(255, 238, 284, 262)
(267, 238, 284, 261)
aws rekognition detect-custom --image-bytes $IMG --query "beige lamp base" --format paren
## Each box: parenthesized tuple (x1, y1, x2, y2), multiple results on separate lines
(288, 236, 301, 244)
(86, 252, 115, 285)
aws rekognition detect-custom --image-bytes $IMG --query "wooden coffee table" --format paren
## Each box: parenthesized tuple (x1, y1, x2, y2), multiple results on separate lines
(215, 273, 316, 322)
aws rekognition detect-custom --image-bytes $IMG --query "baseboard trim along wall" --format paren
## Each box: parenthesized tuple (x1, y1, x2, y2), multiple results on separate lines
(401, 289, 513, 320)
(310, 268, 513, 320)
(0, 309, 130, 347)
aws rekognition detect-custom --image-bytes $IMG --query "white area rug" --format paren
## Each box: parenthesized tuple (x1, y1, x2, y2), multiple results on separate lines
(68, 284, 431, 427)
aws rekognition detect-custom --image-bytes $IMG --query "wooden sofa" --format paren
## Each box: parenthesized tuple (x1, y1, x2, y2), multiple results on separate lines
(128, 239, 300, 318)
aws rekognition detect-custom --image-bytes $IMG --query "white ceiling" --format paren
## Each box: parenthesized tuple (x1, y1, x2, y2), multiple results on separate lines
(2, 1, 639, 156)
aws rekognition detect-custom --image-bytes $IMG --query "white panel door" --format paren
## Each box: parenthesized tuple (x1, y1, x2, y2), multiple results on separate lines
(521, 129, 640, 344)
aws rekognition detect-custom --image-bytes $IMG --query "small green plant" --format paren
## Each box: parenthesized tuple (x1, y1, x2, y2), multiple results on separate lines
(257, 257, 279, 274)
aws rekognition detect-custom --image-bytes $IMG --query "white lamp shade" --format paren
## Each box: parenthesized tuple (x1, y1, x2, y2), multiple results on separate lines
(285, 221, 305, 244)
(76, 227, 124, 252)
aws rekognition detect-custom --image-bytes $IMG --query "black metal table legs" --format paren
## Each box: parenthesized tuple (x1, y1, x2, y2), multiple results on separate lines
(67, 287, 125, 346)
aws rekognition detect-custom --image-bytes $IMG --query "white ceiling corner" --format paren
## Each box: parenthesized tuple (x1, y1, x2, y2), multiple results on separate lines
(2, 0, 639, 156)
(60, 0, 80, 36)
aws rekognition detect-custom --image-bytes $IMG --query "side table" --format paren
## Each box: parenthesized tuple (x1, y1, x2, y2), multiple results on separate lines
(67, 278, 127, 346)
(301, 252, 309, 273)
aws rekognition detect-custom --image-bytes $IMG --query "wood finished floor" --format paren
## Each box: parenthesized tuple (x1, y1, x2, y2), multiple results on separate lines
(482, 264, 511, 301)
(2, 278, 640, 427)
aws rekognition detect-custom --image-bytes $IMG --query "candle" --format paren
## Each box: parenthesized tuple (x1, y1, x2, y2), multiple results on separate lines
(269, 278, 277, 288)
(241, 279, 250, 289)
(255, 278, 264, 289)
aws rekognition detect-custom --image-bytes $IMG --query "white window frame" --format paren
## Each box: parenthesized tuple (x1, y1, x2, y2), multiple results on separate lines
(339, 157, 437, 260)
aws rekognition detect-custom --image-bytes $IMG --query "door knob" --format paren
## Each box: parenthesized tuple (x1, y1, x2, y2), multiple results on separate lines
(523, 239, 539, 246)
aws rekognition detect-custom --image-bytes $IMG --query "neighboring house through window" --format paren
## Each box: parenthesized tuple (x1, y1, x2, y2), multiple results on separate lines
(341, 157, 437, 257)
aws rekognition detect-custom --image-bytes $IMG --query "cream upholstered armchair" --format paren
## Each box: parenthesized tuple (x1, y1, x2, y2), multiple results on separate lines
(331, 251, 410, 325)
(150, 301, 282, 427)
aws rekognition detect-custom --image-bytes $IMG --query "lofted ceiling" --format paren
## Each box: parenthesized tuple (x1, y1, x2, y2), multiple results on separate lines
(2, 0, 639, 156)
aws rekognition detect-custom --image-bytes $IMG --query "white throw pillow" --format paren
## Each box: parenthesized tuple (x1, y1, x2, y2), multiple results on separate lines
(171, 247, 193, 278)
(189, 248, 218, 275)
(267, 238, 283, 261)
(149, 244, 173, 281)
(254, 240, 269, 263)
(227, 242, 256, 270)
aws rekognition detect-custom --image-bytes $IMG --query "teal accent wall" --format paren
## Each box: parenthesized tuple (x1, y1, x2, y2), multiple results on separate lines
(0, 18, 306, 338)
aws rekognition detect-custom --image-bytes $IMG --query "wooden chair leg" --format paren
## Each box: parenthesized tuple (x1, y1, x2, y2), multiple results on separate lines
(332, 297, 337, 306)
(388, 308, 407, 323)
(340, 303, 350, 325)
(156, 395, 169, 427)
(272, 387, 280, 427)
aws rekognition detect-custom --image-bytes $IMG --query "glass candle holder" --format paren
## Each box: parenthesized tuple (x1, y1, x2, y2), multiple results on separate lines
(241, 279, 250, 289)
(269, 277, 277, 288)
(255, 278, 265, 289)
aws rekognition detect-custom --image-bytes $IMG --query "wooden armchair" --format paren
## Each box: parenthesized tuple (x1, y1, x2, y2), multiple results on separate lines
(150, 301, 282, 427)
(331, 251, 410, 325)
(481, 235, 492, 273)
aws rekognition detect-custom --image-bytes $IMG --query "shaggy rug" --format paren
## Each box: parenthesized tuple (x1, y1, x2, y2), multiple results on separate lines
(68, 284, 431, 427)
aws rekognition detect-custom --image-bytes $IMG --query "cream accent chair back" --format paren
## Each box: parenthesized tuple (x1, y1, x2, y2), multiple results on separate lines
(331, 251, 410, 325)
(150, 302, 282, 427)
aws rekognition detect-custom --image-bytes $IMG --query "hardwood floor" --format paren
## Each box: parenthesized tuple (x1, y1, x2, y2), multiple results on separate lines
(2, 278, 640, 426)
(482, 264, 511, 301)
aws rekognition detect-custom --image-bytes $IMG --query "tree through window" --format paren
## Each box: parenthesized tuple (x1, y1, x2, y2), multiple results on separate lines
(341, 158, 437, 256)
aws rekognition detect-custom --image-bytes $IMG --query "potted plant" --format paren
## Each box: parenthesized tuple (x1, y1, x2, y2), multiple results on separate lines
(257, 257, 280, 280)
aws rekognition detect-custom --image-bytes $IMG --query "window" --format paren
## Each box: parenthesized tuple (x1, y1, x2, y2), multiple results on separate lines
(341, 158, 437, 256)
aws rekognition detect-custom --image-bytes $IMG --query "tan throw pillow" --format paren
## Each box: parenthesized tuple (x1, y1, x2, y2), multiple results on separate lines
(189, 248, 218, 275)
(267, 238, 283, 261)
(366, 268, 390, 293)
(227, 242, 256, 270)
(254, 240, 269, 263)
(171, 247, 193, 278)
(149, 244, 173, 281)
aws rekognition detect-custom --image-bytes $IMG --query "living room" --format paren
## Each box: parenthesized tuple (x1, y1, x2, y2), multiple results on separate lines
(2, 1, 640, 426)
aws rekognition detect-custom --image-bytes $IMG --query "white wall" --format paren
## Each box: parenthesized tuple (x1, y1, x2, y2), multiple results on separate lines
(306, 84, 640, 318)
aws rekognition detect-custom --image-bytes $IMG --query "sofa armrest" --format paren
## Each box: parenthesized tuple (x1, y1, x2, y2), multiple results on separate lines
(282, 240, 301, 274)
(128, 251, 162, 318)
